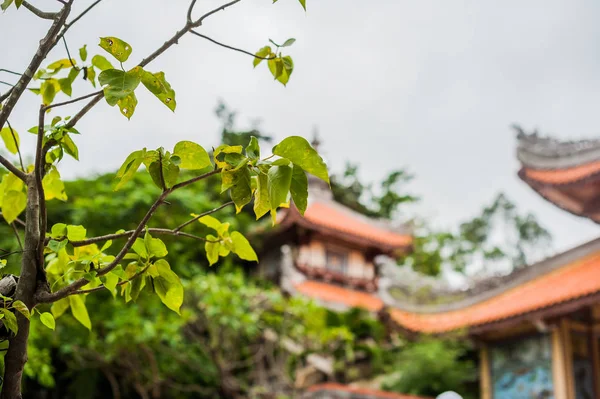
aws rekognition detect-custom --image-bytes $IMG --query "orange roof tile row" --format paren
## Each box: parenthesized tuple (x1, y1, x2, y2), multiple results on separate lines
(294, 281, 384, 312)
(308, 383, 432, 399)
(522, 160, 600, 184)
(390, 252, 600, 333)
(303, 202, 412, 248)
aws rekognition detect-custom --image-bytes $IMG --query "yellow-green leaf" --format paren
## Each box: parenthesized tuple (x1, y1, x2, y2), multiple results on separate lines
(152, 259, 183, 314)
(0, 126, 20, 154)
(117, 91, 137, 120)
(253, 173, 270, 219)
(0, 309, 17, 334)
(102, 273, 119, 298)
(11, 300, 30, 319)
(40, 312, 55, 330)
(230, 231, 258, 262)
(79, 45, 88, 62)
(173, 141, 211, 170)
(42, 166, 68, 201)
(51, 298, 70, 319)
(47, 59, 75, 71)
(290, 164, 308, 214)
(99, 37, 132, 63)
(140, 70, 176, 111)
(69, 295, 91, 330)
(114, 149, 145, 191)
(2, 190, 26, 224)
(205, 234, 221, 266)
(253, 46, 272, 68)
(66, 225, 86, 241)
(91, 55, 113, 71)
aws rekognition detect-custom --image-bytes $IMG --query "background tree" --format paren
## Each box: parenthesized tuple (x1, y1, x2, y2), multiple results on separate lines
(0, 1, 324, 397)
(331, 164, 552, 276)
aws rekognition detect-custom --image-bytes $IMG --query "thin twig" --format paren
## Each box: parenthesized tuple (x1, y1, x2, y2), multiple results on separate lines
(57, 0, 103, 42)
(6, 121, 25, 172)
(61, 36, 80, 70)
(11, 223, 23, 251)
(0, 81, 14, 87)
(0, 4, 71, 131)
(187, 0, 198, 23)
(0, 213, 26, 228)
(43, 90, 102, 111)
(0, 70, 22, 77)
(0, 87, 14, 103)
(21, 1, 58, 19)
(174, 201, 234, 232)
(190, 31, 276, 60)
(171, 169, 220, 190)
(193, 0, 242, 27)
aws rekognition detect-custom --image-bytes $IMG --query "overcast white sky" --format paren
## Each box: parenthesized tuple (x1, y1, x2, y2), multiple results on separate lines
(2, 0, 600, 255)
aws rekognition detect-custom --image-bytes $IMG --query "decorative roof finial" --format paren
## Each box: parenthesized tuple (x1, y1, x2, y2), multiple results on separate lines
(311, 126, 321, 151)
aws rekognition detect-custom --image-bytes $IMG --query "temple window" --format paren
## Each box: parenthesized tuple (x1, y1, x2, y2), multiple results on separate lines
(326, 248, 348, 275)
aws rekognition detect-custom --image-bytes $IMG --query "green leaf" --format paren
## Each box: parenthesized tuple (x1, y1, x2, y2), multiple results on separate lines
(298, 0, 306, 10)
(272, 136, 329, 183)
(11, 300, 30, 319)
(144, 231, 168, 258)
(42, 166, 67, 201)
(173, 141, 211, 170)
(0, 126, 20, 154)
(86, 66, 97, 87)
(117, 91, 137, 120)
(140, 70, 176, 111)
(48, 239, 67, 253)
(40, 312, 55, 330)
(61, 133, 79, 160)
(230, 231, 258, 262)
(2, 190, 26, 224)
(79, 45, 88, 62)
(214, 145, 243, 169)
(102, 273, 119, 298)
(253, 46, 272, 68)
(91, 55, 114, 71)
(221, 167, 252, 213)
(290, 164, 308, 214)
(114, 150, 145, 191)
(69, 295, 91, 330)
(0, 0, 13, 11)
(152, 259, 183, 314)
(41, 79, 59, 106)
(281, 38, 296, 47)
(99, 37, 132, 63)
(66, 225, 86, 241)
(277, 56, 294, 86)
(253, 173, 270, 219)
(98, 67, 141, 106)
(132, 238, 148, 258)
(148, 158, 180, 189)
(50, 223, 67, 238)
(198, 215, 225, 232)
(268, 58, 283, 80)
(246, 136, 260, 160)
(47, 59, 75, 71)
(205, 234, 221, 266)
(0, 309, 17, 334)
(51, 298, 69, 319)
(267, 164, 292, 224)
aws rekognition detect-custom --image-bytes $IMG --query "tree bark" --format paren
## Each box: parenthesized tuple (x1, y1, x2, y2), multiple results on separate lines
(1, 178, 41, 399)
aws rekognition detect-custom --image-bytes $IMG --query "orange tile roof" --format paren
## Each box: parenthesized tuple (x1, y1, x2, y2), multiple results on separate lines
(302, 202, 412, 248)
(294, 281, 384, 312)
(308, 383, 433, 399)
(390, 252, 600, 333)
(522, 160, 600, 184)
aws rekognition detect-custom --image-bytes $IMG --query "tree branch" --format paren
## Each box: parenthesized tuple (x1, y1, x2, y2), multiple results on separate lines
(73, 264, 151, 296)
(193, 0, 242, 27)
(187, 0, 198, 23)
(171, 169, 220, 190)
(11, 223, 23, 251)
(35, 105, 47, 267)
(0, 154, 27, 182)
(44, 90, 103, 111)
(0, 213, 26, 228)
(190, 31, 276, 60)
(6, 121, 25, 173)
(174, 201, 233, 232)
(0, 4, 71, 131)
(22, 1, 59, 19)
(56, 0, 104, 43)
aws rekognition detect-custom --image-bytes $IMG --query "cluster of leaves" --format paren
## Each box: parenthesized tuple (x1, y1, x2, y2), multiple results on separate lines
(0, 0, 21, 12)
(253, 38, 296, 86)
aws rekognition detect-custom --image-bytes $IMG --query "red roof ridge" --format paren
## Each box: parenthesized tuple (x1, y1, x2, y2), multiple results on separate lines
(294, 281, 384, 312)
